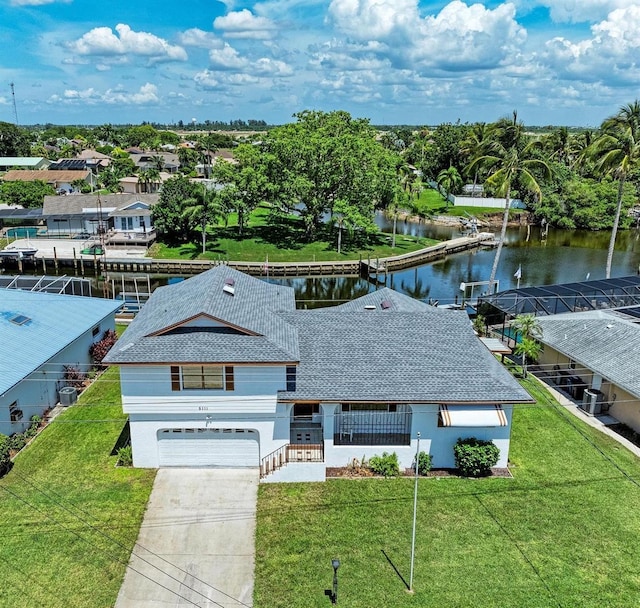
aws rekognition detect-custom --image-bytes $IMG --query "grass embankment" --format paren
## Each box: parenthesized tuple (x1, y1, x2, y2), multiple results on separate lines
(255, 377, 640, 608)
(0, 367, 155, 608)
(149, 204, 438, 262)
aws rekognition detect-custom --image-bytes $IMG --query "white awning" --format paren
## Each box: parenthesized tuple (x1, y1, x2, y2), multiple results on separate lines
(439, 404, 508, 427)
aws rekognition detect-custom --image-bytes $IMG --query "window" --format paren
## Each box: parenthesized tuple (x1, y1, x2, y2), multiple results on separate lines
(92, 325, 100, 337)
(293, 403, 319, 419)
(286, 366, 296, 391)
(9, 402, 23, 422)
(170, 365, 233, 390)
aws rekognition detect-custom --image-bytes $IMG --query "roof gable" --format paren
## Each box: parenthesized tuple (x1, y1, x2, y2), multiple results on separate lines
(150, 312, 258, 337)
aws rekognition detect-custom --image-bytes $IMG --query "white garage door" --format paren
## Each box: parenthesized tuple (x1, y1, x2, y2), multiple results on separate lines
(158, 428, 259, 468)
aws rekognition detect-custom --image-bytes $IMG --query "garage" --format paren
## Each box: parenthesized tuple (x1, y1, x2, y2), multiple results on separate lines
(158, 428, 259, 468)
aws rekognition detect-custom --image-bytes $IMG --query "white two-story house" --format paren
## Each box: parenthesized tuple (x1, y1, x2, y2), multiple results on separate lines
(104, 266, 532, 482)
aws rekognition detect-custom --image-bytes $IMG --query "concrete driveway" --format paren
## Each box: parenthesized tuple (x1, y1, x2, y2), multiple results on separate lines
(115, 468, 259, 608)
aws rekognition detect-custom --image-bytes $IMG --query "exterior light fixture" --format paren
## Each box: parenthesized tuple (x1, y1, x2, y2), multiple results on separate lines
(324, 558, 340, 604)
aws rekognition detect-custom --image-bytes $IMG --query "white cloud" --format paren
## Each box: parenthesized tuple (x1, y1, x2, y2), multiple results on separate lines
(213, 9, 277, 39)
(533, 0, 637, 23)
(50, 83, 160, 106)
(194, 70, 221, 90)
(542, 5, 640, 84)
(178, 28, 224, 49)
(253, 58, 294, 76)
(328, 0, 417, 40)
(67, 24, 187, 64)
(10, 0, 70, 5)
(208, 43, 248, 70)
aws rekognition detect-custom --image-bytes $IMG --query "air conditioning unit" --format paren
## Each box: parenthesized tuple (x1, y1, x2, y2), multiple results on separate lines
(581, 389, 603, 416)
(59, 386, 78, 406)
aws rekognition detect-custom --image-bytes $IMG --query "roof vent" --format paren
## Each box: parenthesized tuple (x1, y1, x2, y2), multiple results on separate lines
(606, 323, 614, 329)
(224, 278, 235, 286)
(380, 300, 392, 310)
(10, 314, 31, 326)
(223, 284, 235, 296)
(364, 305, 376, 310)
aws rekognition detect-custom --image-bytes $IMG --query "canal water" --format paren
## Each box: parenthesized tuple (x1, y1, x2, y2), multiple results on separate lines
(277, 221, 640, 308)
(5, 218, 640, 308)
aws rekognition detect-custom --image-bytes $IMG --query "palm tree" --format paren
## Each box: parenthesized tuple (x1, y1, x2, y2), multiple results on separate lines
(468, 116, 552, 290)
(182, 184, 222, 254)
(589, 101, 640, 279)
(461, 122, 490, 196)
(436, 166, 462, 204)
(511, 313, 542, 378)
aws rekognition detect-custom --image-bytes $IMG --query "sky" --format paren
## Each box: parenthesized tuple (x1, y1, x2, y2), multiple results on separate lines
(0, 0, 639, 127)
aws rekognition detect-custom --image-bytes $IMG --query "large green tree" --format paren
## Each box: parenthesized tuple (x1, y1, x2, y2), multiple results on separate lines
(0, 180, 55, 208)
(181, 183, 223, 254)
(0, 122, 30, 157)
(152, 175, 197, 244)
(261, 110, 398, 239)
(589, 100, 640, 278)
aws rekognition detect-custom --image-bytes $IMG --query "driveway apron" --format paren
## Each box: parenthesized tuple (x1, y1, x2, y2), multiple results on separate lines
(115, 468, 259, 608)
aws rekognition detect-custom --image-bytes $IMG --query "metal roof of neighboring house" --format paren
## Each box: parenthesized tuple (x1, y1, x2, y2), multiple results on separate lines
(537, 309, 640, 399)
(0, 290, 121, 396)
(43, 193, 159, 216)
(277, 310, 532, 403)
(1, 170, 91, 183)
(0, 157, 49, 167)
(105, 266, 299, 364)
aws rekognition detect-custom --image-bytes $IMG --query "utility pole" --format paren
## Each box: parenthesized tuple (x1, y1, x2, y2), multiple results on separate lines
(10, 83, 19, 125)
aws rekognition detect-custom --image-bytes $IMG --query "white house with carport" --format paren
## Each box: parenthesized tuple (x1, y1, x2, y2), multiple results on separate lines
(104, 266, 532, 481)
(0, 289, 120, 436)
(536, 307, 640, 426)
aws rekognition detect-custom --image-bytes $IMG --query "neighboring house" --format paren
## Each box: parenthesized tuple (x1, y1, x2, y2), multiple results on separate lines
(0, 157, 51, 172)
(537, 307, 640, 425)
(130, 152, 179, 174)
(49, 152, 110, 174)
(42, 193, 159, 244)
(119, 172, 171, 194)
(105, 267, 532, 482)
(0, 290, 120, 436)
(1, 170, 97, 193)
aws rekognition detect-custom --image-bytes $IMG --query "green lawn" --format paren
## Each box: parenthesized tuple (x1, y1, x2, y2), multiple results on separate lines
(149, 204, 438, 262)
(409, 187, 520, 218)
(255, 378, 640, 608)
(0, 367, 155, 608)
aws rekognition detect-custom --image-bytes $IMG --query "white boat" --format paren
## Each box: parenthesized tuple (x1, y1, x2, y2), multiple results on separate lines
(0, 246, 38, 259)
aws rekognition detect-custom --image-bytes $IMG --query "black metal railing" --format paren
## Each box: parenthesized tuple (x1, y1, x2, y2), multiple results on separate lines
(333, 412, 412, 446)
(260, 444, 288, 478)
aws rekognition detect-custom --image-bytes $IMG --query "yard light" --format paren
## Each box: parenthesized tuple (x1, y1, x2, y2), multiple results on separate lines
(324, 558, 340, 604)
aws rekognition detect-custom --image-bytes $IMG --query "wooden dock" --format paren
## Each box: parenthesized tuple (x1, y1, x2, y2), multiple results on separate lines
(0, 232, 495, 278)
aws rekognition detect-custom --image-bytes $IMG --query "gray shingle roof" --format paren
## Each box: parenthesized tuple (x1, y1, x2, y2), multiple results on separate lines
(277, 310, 532, 403)
(537, 309, 640, 398)
(330, 287, 431, 312)
(105, 266, 298, 364)
(42, 193, 159, 216)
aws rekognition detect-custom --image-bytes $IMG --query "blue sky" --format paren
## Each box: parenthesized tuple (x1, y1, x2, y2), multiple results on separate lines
(1, 0, 638, 126)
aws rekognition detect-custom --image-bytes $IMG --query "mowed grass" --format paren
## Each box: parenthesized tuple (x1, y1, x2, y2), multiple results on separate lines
(0, 367, 156, 608)
(410, 187, 519, 218)
(255, 378, 640, 608)
(149, 204, 438, 262)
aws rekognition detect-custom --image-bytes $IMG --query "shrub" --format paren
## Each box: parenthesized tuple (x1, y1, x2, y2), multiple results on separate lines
(90, 329, 118, 365)
(0, 434, 10, 476)
(64, 365, 87, 390)
(415, 451, 432, 476)
(368, 452, 400, 477)
(454, 437, 500, 477)
(24, 416, 41, 438)
(116, 445, 133, 467)
(9, 433, 26, 452)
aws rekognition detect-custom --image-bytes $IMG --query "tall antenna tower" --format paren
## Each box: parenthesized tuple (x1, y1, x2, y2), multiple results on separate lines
(10, 83, 19, 125)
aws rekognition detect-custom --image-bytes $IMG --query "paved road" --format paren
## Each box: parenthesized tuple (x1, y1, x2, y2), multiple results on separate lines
(115, 468, 259, 608)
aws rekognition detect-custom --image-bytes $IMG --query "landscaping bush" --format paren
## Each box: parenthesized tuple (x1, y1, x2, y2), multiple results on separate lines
(415, 451, 432, 475)
(90, 329, 118, 365)
(8, 433, 26, 453)
(63, 365, 87, 391)
(116, 445, 133, 467)
(24, 415, 41, 438)
(0, 434, 11, 476)
(368, 452, 400, 477)
(453, 437, 500, 477)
